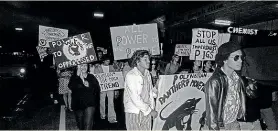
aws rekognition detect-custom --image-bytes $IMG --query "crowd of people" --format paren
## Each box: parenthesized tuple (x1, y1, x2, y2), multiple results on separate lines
(29, 40, 278, 130)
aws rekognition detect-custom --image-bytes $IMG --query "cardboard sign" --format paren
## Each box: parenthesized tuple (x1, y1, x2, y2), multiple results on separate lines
(39, 25, 68, 47)
(94, 72, 124, 92)
(49, 32, 97, 69)
(110, 23, 160, 60)
(153, 73, 212, 131)
(36, 46, 48, 62)
(174, 44, 191, 56)
(190, 28, 218, 60)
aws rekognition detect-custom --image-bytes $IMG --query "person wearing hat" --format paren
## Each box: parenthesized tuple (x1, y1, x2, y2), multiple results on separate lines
(94, 55, 118, 123)
(204, 41, 258, 130)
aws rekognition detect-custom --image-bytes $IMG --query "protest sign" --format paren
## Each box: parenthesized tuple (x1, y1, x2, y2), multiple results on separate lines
(94, 72, 124, 92)
(36, 46, 48, 62)
(49, 32, 97, 69)
(153, 73, 212, 131)
(39, 25, 68, 47)
(174, 44, 191, 56)
(110, 23, 160, 60)
(189, 28, 218, 60)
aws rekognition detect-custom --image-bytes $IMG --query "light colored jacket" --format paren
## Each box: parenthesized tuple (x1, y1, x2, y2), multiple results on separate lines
(124, 67, 157, 116)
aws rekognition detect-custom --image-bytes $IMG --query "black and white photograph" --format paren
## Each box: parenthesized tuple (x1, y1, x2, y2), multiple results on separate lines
(0, 1, 278, 130)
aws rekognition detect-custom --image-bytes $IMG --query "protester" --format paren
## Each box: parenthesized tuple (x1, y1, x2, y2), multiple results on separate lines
(113, 60, 122, 72)
(42, 48, 59, 104)
(204, 41, 258, 130)
(124, 50, 158, 130)
(190, 60, 202, 73)
(150, 58, 159, 86)
(203, 61, 214, 73)
(57, 68, 73, 111)
(164, 54, 180, 75)
(97, 50, 104, 60)
(68, 64, 100, 130)
(122, 61, 132, 80)
(94, 55, 118, 123)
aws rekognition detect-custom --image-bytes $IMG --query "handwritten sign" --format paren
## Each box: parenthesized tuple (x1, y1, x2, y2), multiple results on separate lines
(153, 73, 212, 131)
(36, 46, 48, 62)
(189, 28, 218, 60)
(49, 32, 97, 69)
(175, 44, 191, 56)
(38, 25, 68, 47)
(110, 23, 160, 60)
(94, 72, 124, 92)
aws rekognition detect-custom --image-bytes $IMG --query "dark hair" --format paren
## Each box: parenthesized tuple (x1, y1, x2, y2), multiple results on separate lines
(130, 50, 151, 68)
(102, 54, 110, 61)
(149, 58, 158, 71)
(97, 50, 103, 54)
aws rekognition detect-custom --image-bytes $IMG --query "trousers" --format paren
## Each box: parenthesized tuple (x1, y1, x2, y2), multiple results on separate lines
(74, 106, 95, 130)
(261, 107, 277, 130)
(125, 112, 151, 131)
(239, 120, 262, 130)
(100, 90, 116, 121)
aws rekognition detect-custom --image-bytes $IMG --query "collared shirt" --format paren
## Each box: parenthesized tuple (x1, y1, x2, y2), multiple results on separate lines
(222, 68, 241, 124)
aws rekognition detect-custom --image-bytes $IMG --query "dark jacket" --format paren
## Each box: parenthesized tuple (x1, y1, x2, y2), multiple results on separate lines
(68, 74, 100, 110)
(204, 67, 257, 130)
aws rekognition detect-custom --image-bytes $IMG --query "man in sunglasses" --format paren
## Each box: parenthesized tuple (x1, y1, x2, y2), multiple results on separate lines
(204, 41, 259, 130)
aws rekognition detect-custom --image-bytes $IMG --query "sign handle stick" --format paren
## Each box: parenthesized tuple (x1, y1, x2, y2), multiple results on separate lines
(201, 60, 204, 71)
(180, 56, 183, 66)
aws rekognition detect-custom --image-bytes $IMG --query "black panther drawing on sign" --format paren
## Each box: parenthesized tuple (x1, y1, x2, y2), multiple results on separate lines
(159, 98, 201, 131)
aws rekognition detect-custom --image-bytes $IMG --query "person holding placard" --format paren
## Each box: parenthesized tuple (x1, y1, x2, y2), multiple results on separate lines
(68, 64, 100, 130)
(164, 54, 180, 75)
(190, 60, 203, 73)
(94, 55, 118, 123)
(124, 50, 158, 130)
(204, 41, 258, 130)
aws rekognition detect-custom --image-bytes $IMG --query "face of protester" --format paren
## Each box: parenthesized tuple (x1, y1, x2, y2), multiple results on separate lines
(173, 55, 180, 62)
(79, 64, 88, 74)
(205, 61, 212, 69)
(151, 60, 156, 69)
(137, 55, 150, 70)
(103, 59, 110, 66)
(224, 50, 243, 71)
(98, 52, 103, 60)
(194, 60, 201, 67)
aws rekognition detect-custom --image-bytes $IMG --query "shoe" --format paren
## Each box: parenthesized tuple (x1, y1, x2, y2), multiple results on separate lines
(109, 119, 118, 123)
(100, 116, 106, 119)
(68, 108, 73, 112)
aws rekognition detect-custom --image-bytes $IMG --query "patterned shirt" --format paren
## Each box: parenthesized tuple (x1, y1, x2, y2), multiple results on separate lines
(222, 69, 241, 124)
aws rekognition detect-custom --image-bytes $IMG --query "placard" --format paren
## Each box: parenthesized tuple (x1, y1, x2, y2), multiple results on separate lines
(94, 72, 124, 92)
(39, 25, 69, 47)
(110, 23, 160, 60)
(189, 28, 218, 60)
(36, 46, 48, 62)
(49, 32, 97, 69)
(174, 44, 191, 56)
(153, 73, 212, 131)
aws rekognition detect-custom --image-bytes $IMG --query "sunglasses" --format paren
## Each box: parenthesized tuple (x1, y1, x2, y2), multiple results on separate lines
(230, 55, 245, 61)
